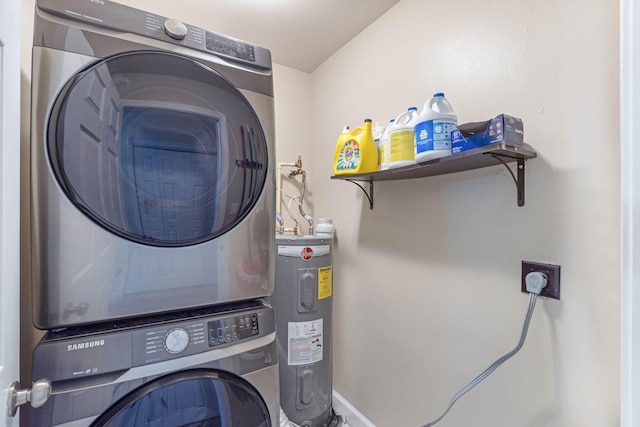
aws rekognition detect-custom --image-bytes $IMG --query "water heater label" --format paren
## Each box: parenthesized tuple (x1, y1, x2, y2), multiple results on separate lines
(287, 319, 323, 365)
(318, 266, 332, 299)
(278, 245, 331, 258)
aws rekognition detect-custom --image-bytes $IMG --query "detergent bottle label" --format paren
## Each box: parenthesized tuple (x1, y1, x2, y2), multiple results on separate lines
(335, 140, 361, 172)
(389, 130, 414, 162)
(415, 118, 457, 154)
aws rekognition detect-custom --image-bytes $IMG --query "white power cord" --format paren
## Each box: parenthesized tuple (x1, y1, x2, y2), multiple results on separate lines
(421, 272, 548, 427)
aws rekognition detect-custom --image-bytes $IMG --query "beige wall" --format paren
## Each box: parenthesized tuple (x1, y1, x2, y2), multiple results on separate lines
(302, 0, 620, 426)
(272, 64, 316, 233)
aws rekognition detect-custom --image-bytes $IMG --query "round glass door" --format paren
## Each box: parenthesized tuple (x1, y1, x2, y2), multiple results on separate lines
(90, 369, 271, 427)
(48, 51, 268, 247)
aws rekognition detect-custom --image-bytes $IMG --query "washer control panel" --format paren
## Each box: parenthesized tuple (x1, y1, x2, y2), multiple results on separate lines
(208, 313, 259, 347)
(129, 308, 267, 365)
(33, 303, 274, 383)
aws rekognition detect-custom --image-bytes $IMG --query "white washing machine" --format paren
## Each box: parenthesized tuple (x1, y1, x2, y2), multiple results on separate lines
(31, 0, 276, 329)
(25, 300, 279, 426)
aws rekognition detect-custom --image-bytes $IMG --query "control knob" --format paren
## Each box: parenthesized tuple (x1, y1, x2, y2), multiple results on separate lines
(164, 18, 188, 40)
(164, 328, 189, 354)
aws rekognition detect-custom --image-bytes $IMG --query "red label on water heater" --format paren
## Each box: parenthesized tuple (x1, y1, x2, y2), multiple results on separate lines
(301, 247, 313, 260)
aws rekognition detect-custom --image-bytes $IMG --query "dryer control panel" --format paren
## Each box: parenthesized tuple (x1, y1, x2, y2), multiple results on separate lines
(35, 0, 272, 70)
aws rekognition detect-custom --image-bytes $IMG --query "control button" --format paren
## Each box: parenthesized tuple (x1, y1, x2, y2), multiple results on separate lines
(164, 19, 188, 40)
(164, 328, 189, 354)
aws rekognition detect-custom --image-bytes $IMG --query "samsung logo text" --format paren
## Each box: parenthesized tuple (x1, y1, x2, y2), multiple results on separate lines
(67, 340, 105, 351)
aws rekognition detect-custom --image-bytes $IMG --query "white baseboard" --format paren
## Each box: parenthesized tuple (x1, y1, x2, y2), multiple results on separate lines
(332, 390, 376, 427)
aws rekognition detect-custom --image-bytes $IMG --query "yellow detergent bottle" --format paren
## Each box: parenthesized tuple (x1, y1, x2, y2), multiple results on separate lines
(333, 119, 379, 175)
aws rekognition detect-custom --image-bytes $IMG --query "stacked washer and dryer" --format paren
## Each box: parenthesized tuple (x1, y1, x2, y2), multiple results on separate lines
(27, 0, 278, 425)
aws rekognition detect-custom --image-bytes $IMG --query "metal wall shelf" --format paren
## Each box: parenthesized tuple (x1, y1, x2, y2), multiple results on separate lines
(331, 142, 537, 209)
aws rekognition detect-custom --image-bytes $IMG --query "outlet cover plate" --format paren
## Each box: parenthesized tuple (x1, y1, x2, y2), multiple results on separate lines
(521, 261, 561, 299)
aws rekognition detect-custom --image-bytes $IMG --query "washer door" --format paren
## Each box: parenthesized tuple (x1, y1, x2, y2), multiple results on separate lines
(48, 51, 268, 247)
(90, 369, 271, 427)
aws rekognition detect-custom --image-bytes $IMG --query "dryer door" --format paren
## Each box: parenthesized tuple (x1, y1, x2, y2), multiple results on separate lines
(48, 51, 268, 247)
(91, 369, 271, 427)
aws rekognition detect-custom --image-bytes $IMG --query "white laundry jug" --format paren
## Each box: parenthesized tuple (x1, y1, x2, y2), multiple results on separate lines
(414, 93, 457, 163)
(388, 107, 418, 169)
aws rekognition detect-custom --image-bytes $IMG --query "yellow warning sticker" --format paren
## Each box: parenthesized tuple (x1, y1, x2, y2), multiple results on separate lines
(318, 266, 332, 299)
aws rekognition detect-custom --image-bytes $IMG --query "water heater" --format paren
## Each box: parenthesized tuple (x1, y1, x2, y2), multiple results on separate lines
(272, 235, 335, 427)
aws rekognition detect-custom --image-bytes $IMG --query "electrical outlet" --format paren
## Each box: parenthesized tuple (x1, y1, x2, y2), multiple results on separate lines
(521, 261, 561, 299)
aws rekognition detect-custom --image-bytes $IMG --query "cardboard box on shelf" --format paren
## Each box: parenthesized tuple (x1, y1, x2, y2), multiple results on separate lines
(451, 114, 524, 154)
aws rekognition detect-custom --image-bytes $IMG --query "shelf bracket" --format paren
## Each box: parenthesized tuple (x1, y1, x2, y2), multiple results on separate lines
(345, 179, 374, 210)
(489, 153, 526, 206)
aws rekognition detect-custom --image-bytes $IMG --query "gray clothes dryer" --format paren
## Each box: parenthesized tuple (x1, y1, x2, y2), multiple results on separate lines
(25, 300, 279, 427)
(31, 0, 276, 329)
